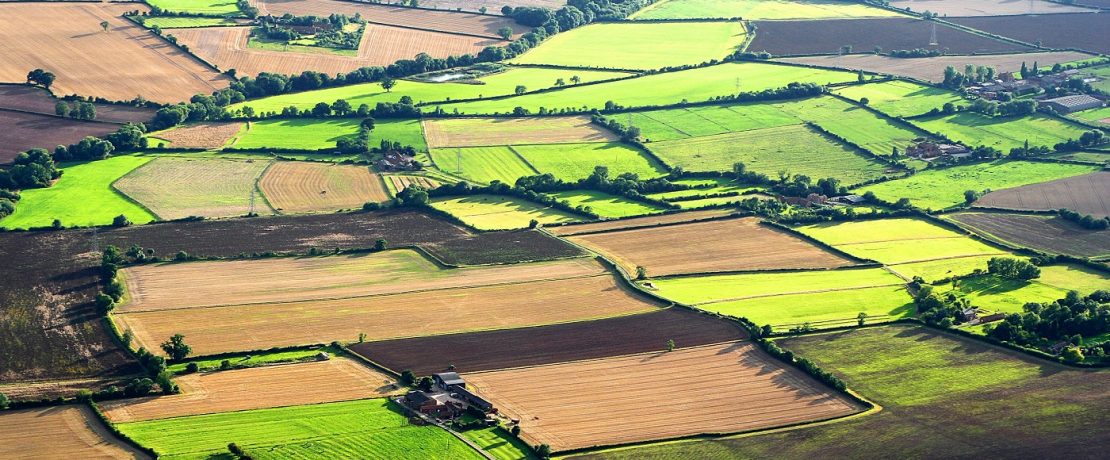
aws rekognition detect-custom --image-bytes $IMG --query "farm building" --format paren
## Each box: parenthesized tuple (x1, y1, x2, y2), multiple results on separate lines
(404, 390, 461, 418)
(433, 372, 466, 388)
(906, 141, 969, 160)
(1039, 95, 1103, 114)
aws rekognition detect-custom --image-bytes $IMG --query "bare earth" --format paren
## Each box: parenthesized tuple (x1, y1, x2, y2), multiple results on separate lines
(422, 116, 619, 148)
(0, 3, 228, 103)
(259, 162, 390, 213)
(888, 0, 1094, 17)
(149, 122, 244, 149)
(251, 0, 529, 38)
(100, 358, 400, 423)
(0, 406, 150, 459)
(548, 209, 736, 236)
(779, 51, 1092, 83)
(974, 171, 1110, 217)
(465, 342, 862, 452)
(567, 217, 855, 277)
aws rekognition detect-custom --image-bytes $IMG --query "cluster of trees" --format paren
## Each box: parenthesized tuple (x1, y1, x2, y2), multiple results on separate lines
(888, 48, 942, 58)
(254, 14, 365, 50)
(968, 98, 1036, 117)
(0, 149, 60, 190)
(55, 101, 96, 120)
(771, 173, 846, 198)
(26, 69, 55, 89)
(590, 114, 641, 142)
(132, 347, 178, 395)
(912, 283, 973, 328)
(987, 257, 1041, 280)
(1019, 61, 1041, 79)
(941, 64, 998, 89)
(1052, 129, 1107, 152)
(1058, 208, 1110, 230)
(985, 290, 1110, 362)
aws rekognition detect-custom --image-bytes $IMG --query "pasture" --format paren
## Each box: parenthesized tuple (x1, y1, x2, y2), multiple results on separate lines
(0, 155, 157, 229)
(513, 142, 667, 181)
(775, 96, 923, 155)
(632, 0, 902, 19)
(434, 62, 857, 114)
(429, 195, 584, 230)
(146, 0, 241, 15)
(430, 146, 538, 185)
(549, 190, 669, 218)
(114, 157, 271, 220)
(235, 118, 427, 151)
(0, 3, 228, 104)
(912, 113, 1092, 151)
(832, 80, 966, 117)
(135, 16, 242, 28)
(548, 208, 735, 236)
(650, 267, 904, 305)
(855, 160, 1099, 210)
(466, 342, 862, 452)
(974, 171, 1109, 217)
(886, 255, 1004, 283)
(647, 124, 889, 184)
(888, 0, 1094, 16)
(259, 162, 389, 213)
(946, 212, 1110, 259)
(568, 217, 854, 277)
(938, 265, 1109, 314)
(748, 18, 1029, 56)
(951, 14, 1110, 55)
(624, 103, 801, 142)
(116, 398, 482, 460)
(464, 428, 535, 460)
(783, 52, 1092, 83)
(697, 285, 914, 330)
(1071, 106, 1110, 126)
(510, 21, 746, 70)
(147, 122, 244, 149)
(422, 116, 616, 148)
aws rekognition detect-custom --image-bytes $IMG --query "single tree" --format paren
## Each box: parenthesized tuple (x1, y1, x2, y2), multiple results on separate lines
(100, 20, 110, 32)
(400, 370, 416, 385)
(498, 26, 513, 40)
(857, 312, 869, 327)
(859, 97, 869, 105)
(112, 214, 131, 227)
(479, 6, 487, 14)
(535, 444, 552, 459)
(528, 219, 539, 229)
(635, 265, 647, 281)
(554, 78, 565, 87)
(570, 75, 581, 85)
(514, 85, 527, 95)
(55, 101, 69, 117)
(665, 339, 675, 352)
(361, 117, 376, 131)
(374, 238, 387, 251)
(964, 190, 980, 204)
(358, 332, 367, 342)
(0, 391, 8, 409)
(160, 333, 192, 361)
(380, 77, 396, 92)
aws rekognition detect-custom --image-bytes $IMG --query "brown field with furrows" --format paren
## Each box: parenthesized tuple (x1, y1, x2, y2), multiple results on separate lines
(950, 13, 1110, 55)
(0, 110, 121, 164)
(100, 358, 400, 423)
(148, 121, 243, 149)
(168, 24, 504, 77)
(888, 0, 1095, 16)
(0, 3, 228, 104)
(0, 85, 155, 123)
(412, 0, 565, 13)
(548, 208, 736, 236)
(748, 18, 1030, 56)
(386, 174, 441, 192)
(946, 212, 1110, 259)
(567, 217, 855, 276)
(465, 341, 863, 452)
(974, 171, 1109, 217)
(0, 406, 150, 459)
(422, 116, 619, 148)
(779, 51, 1092, 83)
(118, 250, 602, 312)
(113, 273, 661, 356)
(252, 0, 529, 38)
(259, 162, 390, 213)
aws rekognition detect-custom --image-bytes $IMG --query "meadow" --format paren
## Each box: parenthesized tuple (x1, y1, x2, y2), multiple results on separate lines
(775, 96, 924, 155)
(166, 345, 343, 374)
(650, 268, 904, 305)
(0, 155, 157, 229)
(938, 265, 1110, 314)
(631, 0, 903, 20)
(696, 285, 914, 329)
(463, 427, 535, 460)
(429, 146, 538, 184)
(422, 116, 615, 148)
(796, 218, 1006, 267)
(510, 21, 746, 70)
(145, 0, 241, 15)
(116, 398, 483, 459)
(114, 157, 271, 219)
(624, 103, 801, 142)
(549, 190, 668, 218)
(433, 62, 856, 114)
(1071, 106, 1110, 126)
(912, 113, 1092, 151)
(136, 16, 241, 28)
(235, 118, 427, 151)
(231, 67, 630, 113)
(513, 142, 667, 181)
(886, 255, 1001, 283)
(429, 195, 584, 230)
(854, 160, 1099, 210)
(648, 124, 889, 184)
(833, 80, 967, 117)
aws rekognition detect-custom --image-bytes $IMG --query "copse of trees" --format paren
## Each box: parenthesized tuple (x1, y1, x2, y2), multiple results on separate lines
(55, 101, 97, 120)
(987, 257, 1040, 280)
(1058, 208, 1110, 230)
(26, 68, 55, 89)
(0, 149, 60, 190)
(985, 291, 1110, 362)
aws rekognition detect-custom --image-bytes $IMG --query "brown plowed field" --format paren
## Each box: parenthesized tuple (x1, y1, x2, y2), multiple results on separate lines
(351, 308, 746, 375)
(168, 24, 504, 77)
(779, 51, 1092, 83)
(259, 162, 390, 213)
(0, 406, 150, 459)
(422, 116, 618, 148)
(947, 212, 1110, 259)
(386, 174, 441, 192)
(0, 110, 121, 163)
(100, 358, 400, 423)
(148, 121, 243, 149)
(951, 13, 1110, 54)
(888, 0, 1095, 16)
(974, 171, 1109, 217)
(748, 18, 1030, 56)
(465, 341, 863, 452)
(0, 85, 155, 123)
(113, 273, 661, 356)
(548, 208, 736, 236)
(0, 3, 228, 104)
(567, 217, 855, 277)
(253, 0, 529, 38)
(118, 250, 604, 312)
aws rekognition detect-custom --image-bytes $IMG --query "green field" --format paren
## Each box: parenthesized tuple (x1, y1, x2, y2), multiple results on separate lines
(1070, 106, 1110, 126)
(833, 81, 966, 118)
(145, 0, 241, 15)
(434, 62, 856, 115)
(796, 218, 1005, 266)
(116, 398, 483, 460)
(0, 155, 157, 229)
(854, 160, 1099, 210)
(232, 67, 630, 114)
(776, 96, 924, 156)
(939, 265, 1110, 314)
(167, 345, 343, 374)
(697, 285, 914, 329)
(429, 195, 584, 230)
(650, 267, 905, 305)
(585, 325, 1110, 458)
(136, 16, 241, 28)
(235, 118, 427, 151)
(429, 146, 537, 185)
(513, 143, 667, 182)
(886, 255, 1001, 283)
(462, 428, 535, 460)
(510, 21, 746, 70)
(1087, 65, 1110, 93)
(912, 113, 1092, 151)
(631, 0, 903, 20)
(550, 190, 669, 218)
(623, 103, 801, 142)
(648, 124, 889, 184)
(1045, 150, 1110, 164)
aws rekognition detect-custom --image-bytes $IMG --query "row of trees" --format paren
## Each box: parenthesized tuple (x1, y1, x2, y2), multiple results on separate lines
(55, 101, 96, 120)
(1058, 208, 1110, 230)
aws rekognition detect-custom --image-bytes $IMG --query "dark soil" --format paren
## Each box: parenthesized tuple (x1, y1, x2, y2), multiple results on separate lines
(950, 13, 1110, 54)
(749, 18, 1031, 56)
(0, 110, 121, 164)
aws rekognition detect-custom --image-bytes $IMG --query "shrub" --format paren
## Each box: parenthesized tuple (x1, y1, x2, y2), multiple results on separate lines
(111, 214, 132, 227)
(0, 391, 8, 409)
(95, 293, 115, 314)
(220, 359, 232, 370)
(185, 362, 199, 373)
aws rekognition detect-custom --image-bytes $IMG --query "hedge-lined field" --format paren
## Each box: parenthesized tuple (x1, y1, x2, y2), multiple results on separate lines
(833, 80, 966, 117)
(776, 96, 922, 155)
(696, 285, 914, 329)
(430, 195, 584, 230)
(514, 142, 667, 182)
(236, 118, 427, 151)
(137, 16, 241, 28)
(549, 190, 669, 218)
(629, 103, 801, 142)
(430, 146, 537, 184)
(912, 113, 1092, 151)
(935, 265, 1110, 314)
(650, 268, 904, 305)
(796, 218, 1005, 265)
(114, 157, 271, 219)
(632, 0, 903, 20)
(146, 0, 241, 15)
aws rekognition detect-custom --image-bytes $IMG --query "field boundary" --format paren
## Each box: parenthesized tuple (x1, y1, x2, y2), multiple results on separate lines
(107, 158, 166, 222)
(504, 145, 542, 175)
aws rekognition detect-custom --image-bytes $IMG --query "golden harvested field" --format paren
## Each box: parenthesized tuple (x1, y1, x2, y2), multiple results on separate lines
(0, 3, 228, 104)
(114, 273, 660, 356)
(386, 174, 441, 193)
(466, 342, 862, 452)
(100, 358, 400, 423)
(118, 249, 604, 312)
(779, 51, 1091, 83)
(259, 162, 390, 213)
(548, 208, 735, 236)
(168, 25, 503, 77)
(422, 116, 618, 148)
(113, 157, 272, 220)
(148, 122, 244, 149)
(0, 406, 150, 459)
(252, 0, 529, 39)
(567, 217, 855, 277)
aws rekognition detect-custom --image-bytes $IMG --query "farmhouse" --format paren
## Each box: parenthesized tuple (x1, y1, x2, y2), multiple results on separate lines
(1039, 95, 1103, 114)
(402, 372, 496, 419)
(906, 141, 969, 160)
(404, 390, 460, 418)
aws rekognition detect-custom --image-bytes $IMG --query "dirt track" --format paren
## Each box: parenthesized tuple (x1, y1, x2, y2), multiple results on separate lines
(0, 406, 150, 459)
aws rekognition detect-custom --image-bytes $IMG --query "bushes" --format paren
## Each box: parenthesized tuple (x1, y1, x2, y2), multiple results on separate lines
(1059, 208, 1110, 230)
(987, 257, 1040, 280)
